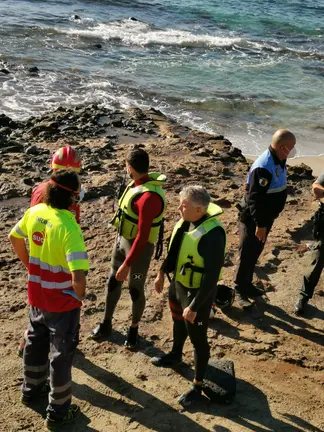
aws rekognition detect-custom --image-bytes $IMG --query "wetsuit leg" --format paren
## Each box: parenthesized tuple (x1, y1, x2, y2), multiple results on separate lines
(175, 282, 213, 381)
(128, 242, 154, 324)
(168, 280, 188, 356)
(104, 239, 124, 321)
(300, 240, 324, 299)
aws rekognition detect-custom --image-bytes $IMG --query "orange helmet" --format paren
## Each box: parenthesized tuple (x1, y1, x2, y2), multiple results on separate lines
(50, 145, 81, 172)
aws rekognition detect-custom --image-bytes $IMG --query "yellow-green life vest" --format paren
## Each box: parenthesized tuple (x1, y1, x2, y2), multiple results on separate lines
(112, 172, 166, 244)
(169, 203, 225, 289)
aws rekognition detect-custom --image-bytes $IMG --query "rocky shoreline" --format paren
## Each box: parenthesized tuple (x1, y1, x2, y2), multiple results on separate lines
(0, 104, 323, 431)
(0, 103, 314, 201)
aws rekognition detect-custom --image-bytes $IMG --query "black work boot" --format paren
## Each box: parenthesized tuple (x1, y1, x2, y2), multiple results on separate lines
(235, 292, 254, 309)
(294, 296, 308, 316)
(124, 326, 139, 350)
(89, 320, 112, 340)
(178, 384, 204, 407)
(21, 382, 50, 407)
(246, 284, 265, 298)
(151, 351, 182, 367)
(45, 404, 80, 430)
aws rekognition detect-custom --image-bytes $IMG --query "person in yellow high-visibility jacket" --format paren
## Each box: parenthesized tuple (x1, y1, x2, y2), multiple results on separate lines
(152, 185, 226, 408)
(8, 169, 89, 430)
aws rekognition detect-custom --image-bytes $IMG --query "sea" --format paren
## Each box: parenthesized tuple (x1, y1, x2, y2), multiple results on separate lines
(0, 0, 323, 156)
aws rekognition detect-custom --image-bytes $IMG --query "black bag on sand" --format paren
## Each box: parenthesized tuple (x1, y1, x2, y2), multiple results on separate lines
(203, 359, 236, 404)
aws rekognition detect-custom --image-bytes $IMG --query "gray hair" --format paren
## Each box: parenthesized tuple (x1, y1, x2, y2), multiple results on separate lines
(179, 185, 210, 210)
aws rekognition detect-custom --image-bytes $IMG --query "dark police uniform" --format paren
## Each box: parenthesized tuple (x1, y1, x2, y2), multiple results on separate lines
(234, 147, 287, 299)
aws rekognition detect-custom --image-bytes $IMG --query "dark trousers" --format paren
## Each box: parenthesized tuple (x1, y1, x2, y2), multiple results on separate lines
(234, 217, 273, 295)
(300, 240, 324, 299)
(23, 306, 80, 418)
(169, 280, 213, 382)
(104, 235, 154, 324)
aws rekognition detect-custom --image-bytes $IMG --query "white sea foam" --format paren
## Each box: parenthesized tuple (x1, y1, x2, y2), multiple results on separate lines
(59, 20, 242, 48)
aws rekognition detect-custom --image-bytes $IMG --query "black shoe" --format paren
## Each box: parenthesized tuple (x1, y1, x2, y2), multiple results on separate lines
(89, 321, 112, 340)
(124, 326, 138, 350)
(178, 385, 203, 407)
(236, 292, 254, 309)
(151, 351, 182, 367)
(45, 404, 80, 430)
(294, 297, 308, 316)
(21, 382, 50, 406)
(246, 284, 265, 298)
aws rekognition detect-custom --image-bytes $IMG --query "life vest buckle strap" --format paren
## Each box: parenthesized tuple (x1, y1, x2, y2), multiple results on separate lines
(123, 212, 162, 227)
(180, 261, 205, 287)
(123, 212, 138, 224)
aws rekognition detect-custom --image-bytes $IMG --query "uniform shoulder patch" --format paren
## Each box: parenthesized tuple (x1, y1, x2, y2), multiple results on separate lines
(259, 178, 269, 187)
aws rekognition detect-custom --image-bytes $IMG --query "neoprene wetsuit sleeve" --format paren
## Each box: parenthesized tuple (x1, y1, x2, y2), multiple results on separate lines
(161, 221, 190, 274)
(189, 226, 225, 312)
(247, 167, 273, 227)
(124, 192, 162, 267)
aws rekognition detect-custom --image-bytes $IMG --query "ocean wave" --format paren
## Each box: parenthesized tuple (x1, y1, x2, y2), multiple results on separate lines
(244, 40, 324, 60)
(55, 19, 324, 60)
(59, 20, 242, 48)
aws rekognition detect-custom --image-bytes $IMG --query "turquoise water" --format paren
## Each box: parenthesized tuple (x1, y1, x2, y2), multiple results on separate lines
(0, 0, 323, 155)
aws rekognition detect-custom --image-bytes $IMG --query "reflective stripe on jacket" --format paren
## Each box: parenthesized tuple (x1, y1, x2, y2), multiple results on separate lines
(10, 203, 89, 312)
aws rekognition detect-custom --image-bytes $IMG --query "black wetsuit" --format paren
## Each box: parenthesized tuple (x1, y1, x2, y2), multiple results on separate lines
(161, 215, 225, 381)
(300, 171, 324, 300)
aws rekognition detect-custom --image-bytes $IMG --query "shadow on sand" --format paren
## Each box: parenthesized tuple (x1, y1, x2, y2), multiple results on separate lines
(72, 352, 322, 432)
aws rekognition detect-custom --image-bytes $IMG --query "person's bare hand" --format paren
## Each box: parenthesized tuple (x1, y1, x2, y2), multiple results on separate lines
(154, 272, 165, 293)
(183, 307, 197, 324)
(313, 185, 324, 200)
(255, 226, 267, 243)
(116, 263, 130, 281)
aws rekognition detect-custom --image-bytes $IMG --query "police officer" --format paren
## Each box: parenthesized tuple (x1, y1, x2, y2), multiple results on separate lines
(234, 130, 296, 308)
(152, 185, 226, 407)
(90, 148, 166, 348)
(8, 169, 89, 430)
(295, 171, 324, 315)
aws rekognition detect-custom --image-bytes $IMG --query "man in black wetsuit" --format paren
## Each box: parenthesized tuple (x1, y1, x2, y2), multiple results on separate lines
(151, 185, 226, 407)
(295, 170, 324, 316)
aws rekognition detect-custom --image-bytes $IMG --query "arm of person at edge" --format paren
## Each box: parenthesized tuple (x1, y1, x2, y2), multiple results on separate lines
(8, 236, 29, 269)
(155, 239, 179, 293)
(71, 270, 87, 300)
(312, 171, 324, 199)
(116, 192, 162, 281)
(247, 167, 273, 243)
(154, 269, 165, 293)
(183, 227, 226, 324)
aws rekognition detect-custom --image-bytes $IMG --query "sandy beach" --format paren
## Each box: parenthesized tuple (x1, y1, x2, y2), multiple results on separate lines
(288, 156, 324, 177)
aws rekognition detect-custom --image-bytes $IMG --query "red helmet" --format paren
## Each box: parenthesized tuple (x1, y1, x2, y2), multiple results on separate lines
(50, 145, 81, 172)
